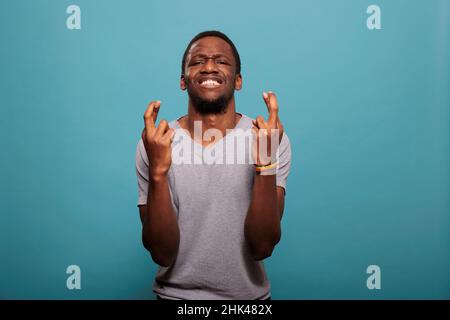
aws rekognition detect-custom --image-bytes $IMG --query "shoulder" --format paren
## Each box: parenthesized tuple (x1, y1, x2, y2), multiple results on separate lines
(237, 113, 254, 129)
(168, 118, 181, 129)
(281, 131, 291, 147)
(168, 114, 187, 130)
(135, 137, 148, 166)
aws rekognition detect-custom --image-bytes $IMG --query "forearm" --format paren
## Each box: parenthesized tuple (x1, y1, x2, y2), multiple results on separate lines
(142, 175, 180, 267)
(244, 174, 281, 260)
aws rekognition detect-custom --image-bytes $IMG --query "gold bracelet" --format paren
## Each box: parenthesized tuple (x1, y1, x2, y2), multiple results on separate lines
(254, 162, 278, 172)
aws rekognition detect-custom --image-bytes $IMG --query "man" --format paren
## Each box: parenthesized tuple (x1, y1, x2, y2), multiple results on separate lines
(135, 31, 292, 300)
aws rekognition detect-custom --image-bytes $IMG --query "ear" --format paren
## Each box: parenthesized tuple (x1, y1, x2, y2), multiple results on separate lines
(180, 75, 186, 90)
(235, 73, 243, 91)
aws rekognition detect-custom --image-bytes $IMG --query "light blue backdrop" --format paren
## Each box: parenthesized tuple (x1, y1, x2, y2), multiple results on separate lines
(0, 0, 449, 299)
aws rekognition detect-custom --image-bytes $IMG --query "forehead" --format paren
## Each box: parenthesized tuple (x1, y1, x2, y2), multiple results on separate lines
(187, 36, 234, 58)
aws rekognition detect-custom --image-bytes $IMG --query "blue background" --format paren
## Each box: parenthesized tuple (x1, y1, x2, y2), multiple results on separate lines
(1, 0, 449, 299)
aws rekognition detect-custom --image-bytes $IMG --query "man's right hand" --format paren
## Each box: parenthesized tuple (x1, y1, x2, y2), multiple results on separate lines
(142, 101, 175, 181)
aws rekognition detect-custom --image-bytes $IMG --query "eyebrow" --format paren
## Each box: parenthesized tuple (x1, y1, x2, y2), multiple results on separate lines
(190, 53, 230, 59)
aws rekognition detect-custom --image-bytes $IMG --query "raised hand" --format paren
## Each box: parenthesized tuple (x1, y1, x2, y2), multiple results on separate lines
(142, 101, 175, 180)
(252, 91, 284, 166)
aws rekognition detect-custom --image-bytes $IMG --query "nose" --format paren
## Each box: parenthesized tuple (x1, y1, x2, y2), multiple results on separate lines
(200, 58, 218, 74)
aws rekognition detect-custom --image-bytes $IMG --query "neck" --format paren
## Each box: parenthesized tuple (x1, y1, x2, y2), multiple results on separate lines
(184, 96, 240, 145)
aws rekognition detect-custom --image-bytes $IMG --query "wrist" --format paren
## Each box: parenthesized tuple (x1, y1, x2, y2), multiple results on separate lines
(150, 169, 168, 182)
(254, 162, 278, 175)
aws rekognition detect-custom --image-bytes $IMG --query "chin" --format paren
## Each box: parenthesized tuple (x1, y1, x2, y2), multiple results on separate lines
(202, 95, 223, 104)
(192, 97, 228, 115)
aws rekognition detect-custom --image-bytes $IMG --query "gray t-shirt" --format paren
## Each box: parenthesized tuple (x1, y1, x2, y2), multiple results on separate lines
(135, 113, 292, 299)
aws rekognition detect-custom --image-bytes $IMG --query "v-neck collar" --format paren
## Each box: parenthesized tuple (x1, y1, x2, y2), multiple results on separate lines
(174, 113, 245, 151)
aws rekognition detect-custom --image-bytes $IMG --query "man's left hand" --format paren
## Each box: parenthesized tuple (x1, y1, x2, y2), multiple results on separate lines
(252, 91, 284, 166)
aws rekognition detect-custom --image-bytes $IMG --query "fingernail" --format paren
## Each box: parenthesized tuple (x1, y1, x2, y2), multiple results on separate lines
(263, 92, 268, 99)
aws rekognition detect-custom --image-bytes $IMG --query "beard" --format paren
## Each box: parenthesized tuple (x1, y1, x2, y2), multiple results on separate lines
(188, 91, 231, 115)
(186, 79, 234, 115)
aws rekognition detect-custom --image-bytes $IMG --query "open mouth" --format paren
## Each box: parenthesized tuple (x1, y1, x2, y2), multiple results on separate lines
(198, 77, 223, 89)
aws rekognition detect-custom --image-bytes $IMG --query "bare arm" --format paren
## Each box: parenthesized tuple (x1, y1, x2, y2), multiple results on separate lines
(139, 175, 179, 267)
(245, 91, 286, 261)
(245, 175, 285, 260)
(138, 101, 180, 267)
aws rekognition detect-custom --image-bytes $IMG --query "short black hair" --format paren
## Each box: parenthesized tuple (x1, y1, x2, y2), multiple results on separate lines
(181, 30, 241, 76)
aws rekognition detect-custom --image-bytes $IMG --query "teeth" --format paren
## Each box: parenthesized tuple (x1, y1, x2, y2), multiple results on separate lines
(200, 79, 220, 86)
